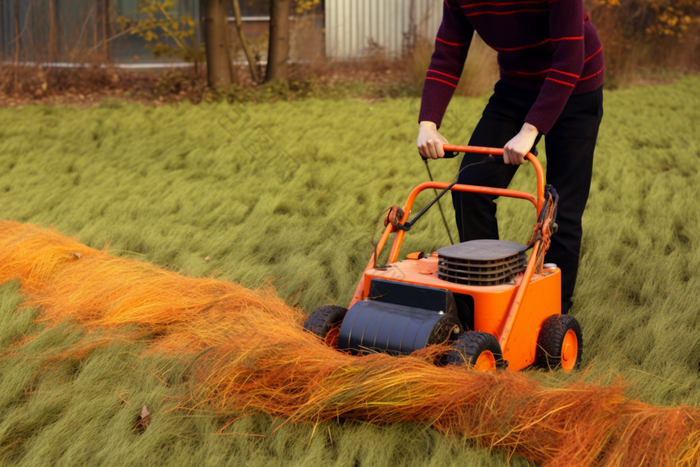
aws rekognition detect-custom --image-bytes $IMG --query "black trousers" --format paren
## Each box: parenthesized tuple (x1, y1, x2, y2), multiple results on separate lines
(452, 81, 604, 311)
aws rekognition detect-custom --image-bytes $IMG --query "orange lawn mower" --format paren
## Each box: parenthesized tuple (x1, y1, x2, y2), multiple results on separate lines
(304, 145, 582, 372)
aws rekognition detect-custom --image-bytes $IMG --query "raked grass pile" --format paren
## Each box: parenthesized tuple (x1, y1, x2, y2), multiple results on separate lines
(2, 219, 700, 466)
(0, 76, 699, 465)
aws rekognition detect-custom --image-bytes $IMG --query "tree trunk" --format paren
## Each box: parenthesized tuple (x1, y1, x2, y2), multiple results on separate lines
(14, 0, 19, 93)
(231, 0, 259, 83)
(103, 0, 110, 61)
(14, 0, 20, 63)
(48, 0, 61, 62)
(203, 0, 232, 88)
(224, 12, 235, 82)
(93, 1, 99, 55)
(265, 0, 290, 83)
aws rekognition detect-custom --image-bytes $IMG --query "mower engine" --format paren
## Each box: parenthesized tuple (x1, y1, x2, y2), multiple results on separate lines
(337, 240, 527, 355)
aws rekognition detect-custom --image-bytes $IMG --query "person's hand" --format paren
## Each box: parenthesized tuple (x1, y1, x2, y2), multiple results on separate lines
(503, 123, 539, 165)
(417, 121, 449, 159)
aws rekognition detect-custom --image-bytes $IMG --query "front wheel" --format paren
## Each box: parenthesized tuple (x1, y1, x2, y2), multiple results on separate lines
(536, 314, 583, 371)
(442, 331, 505, 371)
(303, 305, 347, 347)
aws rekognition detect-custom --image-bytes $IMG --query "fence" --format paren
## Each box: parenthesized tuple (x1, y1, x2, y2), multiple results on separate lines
(2, 0, 443, 65)
(0, 0, 199, 65)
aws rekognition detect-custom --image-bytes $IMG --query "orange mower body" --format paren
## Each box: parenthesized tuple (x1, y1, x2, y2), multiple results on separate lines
(304, 145, 582, 372)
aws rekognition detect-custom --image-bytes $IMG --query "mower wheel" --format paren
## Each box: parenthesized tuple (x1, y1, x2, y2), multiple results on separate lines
(536, 314, 583, 372)
(304, 305, 348, 347)
(442, 332, 505, 371)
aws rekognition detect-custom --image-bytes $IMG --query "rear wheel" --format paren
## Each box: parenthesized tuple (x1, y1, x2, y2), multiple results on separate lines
(442, 331, 505, 371)
(536, 314, 583, 371)
(303, 305, 347, 347)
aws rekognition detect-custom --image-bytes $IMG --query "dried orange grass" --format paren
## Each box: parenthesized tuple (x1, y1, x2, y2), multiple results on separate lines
(1, 219, 699, 466)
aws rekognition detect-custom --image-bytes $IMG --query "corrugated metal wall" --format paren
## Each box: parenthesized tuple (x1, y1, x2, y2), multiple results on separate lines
(325, 0, 442, 59)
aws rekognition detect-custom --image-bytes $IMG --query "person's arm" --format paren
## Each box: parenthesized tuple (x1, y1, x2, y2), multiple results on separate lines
(417, 1, 474, 159)
(527, 0, 586, 134)
(504, 2, 587, 164)
(503, 122, 540, 165)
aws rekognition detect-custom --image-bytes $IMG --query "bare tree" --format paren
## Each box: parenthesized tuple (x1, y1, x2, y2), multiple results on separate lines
(13, 0, 20, 93)
(203, 0, 232, 88)
(48, 0, 61, 62)
(231, 0, 259, 83)
(102, 0, 110, 61)
(265, 0, 290, 83)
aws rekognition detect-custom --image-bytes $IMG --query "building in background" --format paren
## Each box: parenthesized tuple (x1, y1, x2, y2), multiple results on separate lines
(325, 0, 441, 59)
(1, 0, 441, 66)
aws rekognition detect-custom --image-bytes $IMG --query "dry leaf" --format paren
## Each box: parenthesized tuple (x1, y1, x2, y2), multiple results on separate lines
(135, 405, 152, 431)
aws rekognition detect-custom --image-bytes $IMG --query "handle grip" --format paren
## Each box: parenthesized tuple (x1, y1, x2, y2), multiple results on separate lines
(419, 146, 505, 164)
(444, 144, 538, 159)
(420, 145, 537, 164)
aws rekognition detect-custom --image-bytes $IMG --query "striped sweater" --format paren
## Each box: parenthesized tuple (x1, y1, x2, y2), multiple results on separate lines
(419, 0, 605, 134)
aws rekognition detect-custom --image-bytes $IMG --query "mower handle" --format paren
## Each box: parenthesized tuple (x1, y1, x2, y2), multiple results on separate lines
(351, 145, 548, 307)
(421, 144, 538, 163)
(442, 145, 543, 202)
(386, 145, 545, 265)
(443, 144, 537, 163)
(441, 144, 544, 206)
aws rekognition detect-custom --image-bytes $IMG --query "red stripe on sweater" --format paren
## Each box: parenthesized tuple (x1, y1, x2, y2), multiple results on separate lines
(462, 0, 546, 8)
(436, 37, 471, 47)
(579, 67, 604, 81)
(427, 69, 461, 81)
(552, 36, 584, 41)
(546, 77, 575, 87)
(444, 0, 461, 10)
(552, 69, 580, 78)
(425, 77, 458, 88)
(514, 68, 580, 78)
(584, 46, 603, 63)
(465, 8, 548, 16)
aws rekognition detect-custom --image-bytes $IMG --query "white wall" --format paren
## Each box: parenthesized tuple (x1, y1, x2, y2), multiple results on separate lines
(325, 0, 442, 59)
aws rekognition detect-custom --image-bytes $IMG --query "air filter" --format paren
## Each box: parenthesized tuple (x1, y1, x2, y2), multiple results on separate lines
(437, 240, 528, 286)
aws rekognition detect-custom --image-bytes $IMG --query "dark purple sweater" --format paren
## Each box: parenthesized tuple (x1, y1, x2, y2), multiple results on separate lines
(419, 0, 605, 135)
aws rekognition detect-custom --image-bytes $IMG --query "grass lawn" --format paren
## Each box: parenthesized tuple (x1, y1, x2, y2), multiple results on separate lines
(0, 75, 699, 465)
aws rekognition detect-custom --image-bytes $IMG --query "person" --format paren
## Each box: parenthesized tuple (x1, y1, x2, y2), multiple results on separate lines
(416, 0, 605, 313)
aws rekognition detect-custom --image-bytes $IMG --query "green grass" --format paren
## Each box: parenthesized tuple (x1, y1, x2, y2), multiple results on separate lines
(0, 75, 699, 465)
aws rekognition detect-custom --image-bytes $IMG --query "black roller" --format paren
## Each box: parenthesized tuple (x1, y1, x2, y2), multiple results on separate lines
(338, 301, 462, 355)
